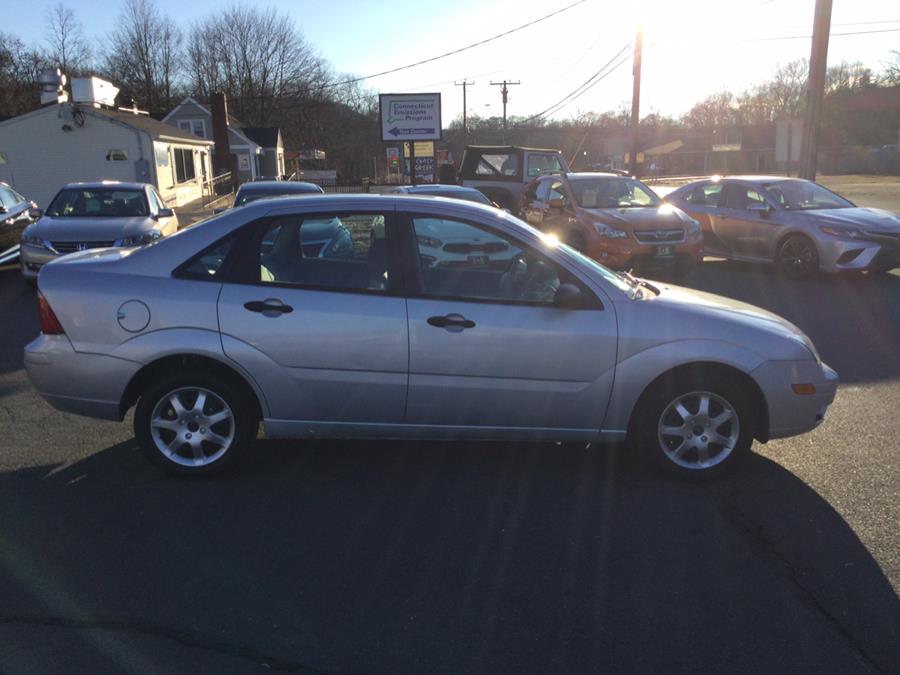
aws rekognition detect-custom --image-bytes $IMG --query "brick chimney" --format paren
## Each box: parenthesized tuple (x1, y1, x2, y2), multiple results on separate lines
(210, 92, 238, 189)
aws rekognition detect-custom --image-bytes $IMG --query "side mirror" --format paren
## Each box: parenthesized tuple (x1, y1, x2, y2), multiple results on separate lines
(747, 203, 771, 217)
(154, 207, 175, 219)
(28, 208, 43, 220)
(0, 205, 7, 214)
(554, 283, 583, 309)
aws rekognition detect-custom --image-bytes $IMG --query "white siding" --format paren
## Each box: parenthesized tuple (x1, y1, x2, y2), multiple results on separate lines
(0, 106, 143, 208)
(155, 143, 209, 207)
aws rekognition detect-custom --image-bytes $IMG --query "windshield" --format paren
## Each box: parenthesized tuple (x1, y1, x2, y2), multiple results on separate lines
(236, 189, 318, 207)
(47, 188, 148, 217)
(567, 177, 661, 209)
(762, 180, 853, 211)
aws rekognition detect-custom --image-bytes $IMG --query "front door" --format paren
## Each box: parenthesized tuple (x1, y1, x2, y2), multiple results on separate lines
(401, 213, 617, 433)
(217, 210, 409, 425)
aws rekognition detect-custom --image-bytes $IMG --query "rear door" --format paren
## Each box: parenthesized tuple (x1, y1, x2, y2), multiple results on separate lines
(216, 209, 409, 426)
(713, 182, 775, 258)
(400, 212, 617, 434)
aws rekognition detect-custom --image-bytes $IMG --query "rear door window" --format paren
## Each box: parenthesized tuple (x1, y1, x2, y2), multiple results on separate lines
(475, 153, 518, 177)
(257, 213, 390, 292)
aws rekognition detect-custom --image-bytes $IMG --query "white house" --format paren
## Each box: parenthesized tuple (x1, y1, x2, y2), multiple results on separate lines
(0, 102, 214, 209)
(162, 97, 284, 181)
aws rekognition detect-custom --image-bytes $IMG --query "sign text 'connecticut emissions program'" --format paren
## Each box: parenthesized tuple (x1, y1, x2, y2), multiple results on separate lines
(379, 93, 442, 142)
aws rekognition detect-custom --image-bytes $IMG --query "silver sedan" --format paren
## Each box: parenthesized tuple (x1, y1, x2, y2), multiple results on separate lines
(666, 176, 900, 278)
(24, 194, 837, 478)
(20, 181, 178, 280)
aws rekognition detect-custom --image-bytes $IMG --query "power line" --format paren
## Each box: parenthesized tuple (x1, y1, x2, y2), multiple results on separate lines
(744, 27, 900, 41)
(315, 0, 590, 92)
(519, 43, 633, 123)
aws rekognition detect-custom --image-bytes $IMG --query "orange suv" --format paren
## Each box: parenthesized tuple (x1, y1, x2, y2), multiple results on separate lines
(521, 172, 703, 275)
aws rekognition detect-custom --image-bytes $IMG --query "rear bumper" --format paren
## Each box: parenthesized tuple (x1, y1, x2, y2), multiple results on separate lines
(752, 359, 838, 440)
(24, 334, 140, 421)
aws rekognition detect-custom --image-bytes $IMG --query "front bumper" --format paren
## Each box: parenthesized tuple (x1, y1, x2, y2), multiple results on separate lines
(586, 233, 704, 271)
(751, 358, 838, 440)
(19, 242, 59, 279)
(24, 334, 140, 420)
(818, 233, 900, 272)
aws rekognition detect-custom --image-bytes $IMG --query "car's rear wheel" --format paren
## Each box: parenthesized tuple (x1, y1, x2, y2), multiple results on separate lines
(134, 371, 258, 476)
(633, 373, 753, 479)
(777, 234, 819, 279)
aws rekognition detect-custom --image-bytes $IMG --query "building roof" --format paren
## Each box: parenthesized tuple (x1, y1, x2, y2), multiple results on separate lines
(91, 108, 213, 145)
(242, 127, 281, 148)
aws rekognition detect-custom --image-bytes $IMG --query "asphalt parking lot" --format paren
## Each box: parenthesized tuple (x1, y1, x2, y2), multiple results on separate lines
(0, 261, 898, 674)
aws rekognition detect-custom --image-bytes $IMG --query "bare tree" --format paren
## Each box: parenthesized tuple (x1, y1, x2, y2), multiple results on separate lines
(883, 51, 900, 86)
(104, 0, 182, 112)
(186, 4, 329, 125)
(44, 3, 91, 73)
(0, 33, 52, 117)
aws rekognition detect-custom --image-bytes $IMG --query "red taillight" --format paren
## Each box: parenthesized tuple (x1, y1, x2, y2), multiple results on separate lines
(37, 292, 65, 335)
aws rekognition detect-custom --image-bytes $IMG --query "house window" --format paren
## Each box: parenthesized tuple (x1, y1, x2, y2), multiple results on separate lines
(174, 148, 196, 183)
(106, 149, 128, 161)
(179, 119, 206, 138)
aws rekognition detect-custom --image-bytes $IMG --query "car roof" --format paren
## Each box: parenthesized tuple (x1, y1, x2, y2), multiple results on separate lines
(61, 181, 148, 190)
(395, 185, 481, 194)
(562, 172, 627, 179)
(464, 145, 563, 153)
(238, 181, 323, 193)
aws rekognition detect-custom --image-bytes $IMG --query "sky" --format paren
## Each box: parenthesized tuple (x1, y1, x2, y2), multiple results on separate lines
(10, 0, 900, 122)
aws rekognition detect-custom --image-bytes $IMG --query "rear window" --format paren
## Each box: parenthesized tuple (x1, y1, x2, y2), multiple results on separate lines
(475, 153, 518, 177)
(47, 188, 149, 217)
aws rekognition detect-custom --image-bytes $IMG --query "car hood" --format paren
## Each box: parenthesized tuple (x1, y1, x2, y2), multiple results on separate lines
(28, 216, 155, 241)
(790, 207, 900, 231)
(580, 204, 693, 230)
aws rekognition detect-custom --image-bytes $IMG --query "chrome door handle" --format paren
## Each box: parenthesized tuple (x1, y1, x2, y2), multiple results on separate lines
(244, 299, 293, 315)
(427, 314, 476, 330)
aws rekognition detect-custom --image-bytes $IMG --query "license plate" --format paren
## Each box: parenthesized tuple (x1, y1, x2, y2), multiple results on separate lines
(468, 254, 489, 266)
(654, 246, 673, 257)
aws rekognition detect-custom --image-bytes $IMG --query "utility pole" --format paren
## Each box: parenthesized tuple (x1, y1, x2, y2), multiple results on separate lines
(455, 80, 474, 148)
(628, 28, 643, 177)
(798, 0, 833, 181)
(490, 80, 521, 139)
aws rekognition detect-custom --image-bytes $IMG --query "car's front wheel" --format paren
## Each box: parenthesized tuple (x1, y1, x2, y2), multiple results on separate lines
(633, 373, 753, 479)
(777, 234, 819, 279)
(134, 371, 258, 476)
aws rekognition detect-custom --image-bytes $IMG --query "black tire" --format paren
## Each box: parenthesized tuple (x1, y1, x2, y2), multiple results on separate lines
(566, 229, 587, 253)
(777, 234, 819, 280)
(134, 370, 259, 476)
(631, 371, 754, 480)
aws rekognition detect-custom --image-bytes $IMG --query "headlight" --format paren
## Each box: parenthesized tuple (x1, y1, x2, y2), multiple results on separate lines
(22, 234, 45, 247)
(687, 219, 702, 236)
(116, 230, 162, 247)
(820, 225, 868, 240)
(594, 223, 628, 239)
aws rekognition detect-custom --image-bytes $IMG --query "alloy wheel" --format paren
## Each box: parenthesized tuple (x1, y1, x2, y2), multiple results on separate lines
(149, 387, 235, 467)
(780, 236, 816, 277)
(657, 390, 740, 470)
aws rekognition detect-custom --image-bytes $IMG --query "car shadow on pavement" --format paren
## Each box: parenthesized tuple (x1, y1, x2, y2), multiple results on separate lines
(667, 260, 900, 384)
(0, 438, 897, 673)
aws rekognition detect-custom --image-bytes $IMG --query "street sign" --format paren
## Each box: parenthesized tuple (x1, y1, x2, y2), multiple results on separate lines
(402, 141, 434, 158)
(379, 93, 442, 142)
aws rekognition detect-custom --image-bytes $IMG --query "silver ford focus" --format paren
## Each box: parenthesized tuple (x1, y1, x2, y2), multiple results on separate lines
(24, 194, 837, 478)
